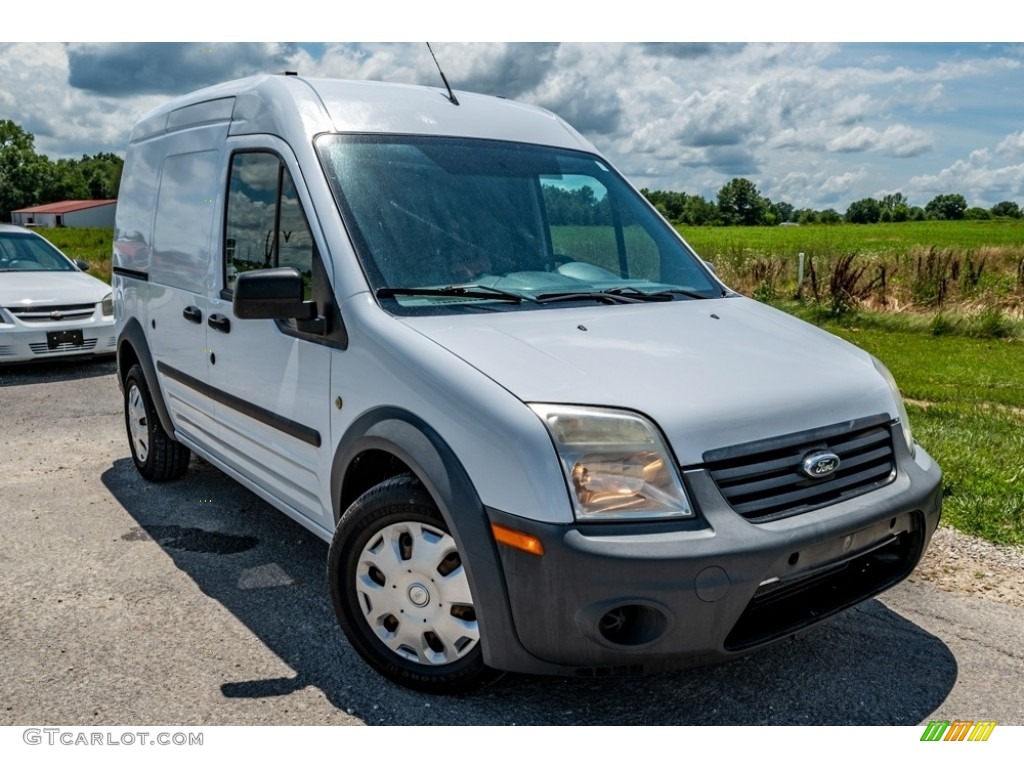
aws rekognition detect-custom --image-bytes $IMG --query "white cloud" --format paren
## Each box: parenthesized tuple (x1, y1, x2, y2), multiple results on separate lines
(827, 124, 931, 157)
(1, 41, 1021, 211)
(996, 130, 1024, 156)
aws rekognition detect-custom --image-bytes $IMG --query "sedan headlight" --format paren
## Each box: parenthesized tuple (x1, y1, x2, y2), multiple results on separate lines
(872, 357, 914, 454)
(529, 404, 693, 521)
(101, 293, 113, 317)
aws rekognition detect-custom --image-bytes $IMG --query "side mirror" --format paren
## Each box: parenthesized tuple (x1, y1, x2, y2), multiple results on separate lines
(703, 260, 717, 274)
(75, 259, 90, 271)
(233, 267, 316, 321)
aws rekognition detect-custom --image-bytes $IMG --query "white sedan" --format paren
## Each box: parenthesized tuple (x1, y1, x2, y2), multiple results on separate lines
(0, 224, 115, 363)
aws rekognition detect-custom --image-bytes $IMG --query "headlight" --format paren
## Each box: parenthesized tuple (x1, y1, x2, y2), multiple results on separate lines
(101, 293, 113, 316)
(872, 357, 914, 454)
(529, 404, 693, 521)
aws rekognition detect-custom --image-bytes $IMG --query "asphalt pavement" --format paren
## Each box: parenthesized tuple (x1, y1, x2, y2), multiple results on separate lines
(1, 358, 1022, 725)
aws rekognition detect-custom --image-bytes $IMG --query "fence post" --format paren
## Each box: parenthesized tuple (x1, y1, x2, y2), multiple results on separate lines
(797, 252, 805, 299)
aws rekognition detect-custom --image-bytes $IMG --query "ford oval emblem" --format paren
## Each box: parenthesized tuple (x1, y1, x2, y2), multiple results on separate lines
(801, 451, 841, 479)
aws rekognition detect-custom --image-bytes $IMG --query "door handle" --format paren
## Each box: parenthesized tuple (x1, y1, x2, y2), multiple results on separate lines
(208, 313, 231, 333)
(182, 305, 202, 324)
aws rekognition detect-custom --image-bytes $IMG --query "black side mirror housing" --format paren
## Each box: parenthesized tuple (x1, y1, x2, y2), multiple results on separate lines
(233, 267, 317, 321)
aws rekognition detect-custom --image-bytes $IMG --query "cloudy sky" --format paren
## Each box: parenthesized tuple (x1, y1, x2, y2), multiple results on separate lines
(2, 40, 1023, 211)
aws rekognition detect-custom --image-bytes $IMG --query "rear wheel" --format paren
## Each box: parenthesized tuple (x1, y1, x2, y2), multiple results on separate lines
(124, 363, 190, 481)
(328, 474, 493, 692)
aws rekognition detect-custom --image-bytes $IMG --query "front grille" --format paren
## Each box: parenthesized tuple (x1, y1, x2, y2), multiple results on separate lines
(29, 339, 97, 355)
(704, 414, 897, 523)
(7, 303, 96, 322)
(0, 345, 13, 357)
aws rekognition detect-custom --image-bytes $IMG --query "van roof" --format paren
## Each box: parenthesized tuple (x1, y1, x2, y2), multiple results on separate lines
(129, 74, 597, 153)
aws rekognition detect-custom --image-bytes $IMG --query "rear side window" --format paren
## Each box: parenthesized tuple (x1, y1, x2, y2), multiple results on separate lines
(151, 150, 219, 293)
(223, 152, 314, 300)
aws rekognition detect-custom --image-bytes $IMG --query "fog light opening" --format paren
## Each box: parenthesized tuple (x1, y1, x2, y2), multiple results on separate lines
(788, 552, 800, 566)
(597, 604, 667, 647)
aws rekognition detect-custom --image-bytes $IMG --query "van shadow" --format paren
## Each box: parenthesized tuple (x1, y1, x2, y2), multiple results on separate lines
(101, 456, 957, 726)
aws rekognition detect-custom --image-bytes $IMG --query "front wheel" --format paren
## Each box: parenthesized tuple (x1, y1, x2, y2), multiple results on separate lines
(328, 474, 493, 692)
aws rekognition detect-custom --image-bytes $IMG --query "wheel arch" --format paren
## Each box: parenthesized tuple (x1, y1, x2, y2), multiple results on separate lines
(330, 407, 535, 672)
(117, 317, 175, 437)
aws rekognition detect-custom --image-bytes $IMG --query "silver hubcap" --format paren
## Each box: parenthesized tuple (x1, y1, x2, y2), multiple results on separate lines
(127, 383, 149, 463)
(356, 521, 479, 666)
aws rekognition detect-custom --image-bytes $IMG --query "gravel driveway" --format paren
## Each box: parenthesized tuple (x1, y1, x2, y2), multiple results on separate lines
(2, 358, 1022, 725)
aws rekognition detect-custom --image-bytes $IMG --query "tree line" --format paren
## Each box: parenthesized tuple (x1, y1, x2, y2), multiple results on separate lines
(0, 120, 124, 220)
(3, 117, 1021, 228)
(641, 178, 1022, 227)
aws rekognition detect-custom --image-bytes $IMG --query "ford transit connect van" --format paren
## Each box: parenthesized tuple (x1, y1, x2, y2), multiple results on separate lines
(114, 74, 942, 692)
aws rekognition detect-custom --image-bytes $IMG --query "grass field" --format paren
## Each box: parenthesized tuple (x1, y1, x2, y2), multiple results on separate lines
(35, 224, 1023, 546)
(818, 324, 1023, 546)
(37, 227, 112, 284)
(679, 220, 1024, 315)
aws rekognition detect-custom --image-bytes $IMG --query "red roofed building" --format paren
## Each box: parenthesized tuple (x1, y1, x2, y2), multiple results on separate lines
(11, 199, 116, 228)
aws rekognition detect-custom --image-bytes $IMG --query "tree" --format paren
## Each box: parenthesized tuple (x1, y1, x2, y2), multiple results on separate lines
(819, 208, 842, 224)
(881, 192, 908, 211)
(963, 207, 992, 220)
(77, 152, 124, 199)
(890, 204, 911, 222)
(716, 178, 767, 226)
(0, 121, 125, 220)
(845, 197, 882, 224)
(0, 120, 44, 219)
(925, 193, 967, 220)
(768, 199, 795, 224)
(990, 200, 1021, 219)
(680, 194, 718, 226)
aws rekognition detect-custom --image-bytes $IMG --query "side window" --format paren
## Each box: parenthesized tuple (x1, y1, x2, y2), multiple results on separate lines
(541, 174, 659, 280)
(224, 151, 314, 300)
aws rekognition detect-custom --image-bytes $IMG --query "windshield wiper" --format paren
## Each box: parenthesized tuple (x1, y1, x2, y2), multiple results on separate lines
(534, 290, 645, 305)
(376, 285, 528, 303)
(536, 288, 684, 305)
(603, 286, 717, 301)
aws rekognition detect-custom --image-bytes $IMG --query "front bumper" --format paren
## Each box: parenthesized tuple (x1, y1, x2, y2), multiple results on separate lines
(0, 313, 116, 363)
(483, 429, 942, 676)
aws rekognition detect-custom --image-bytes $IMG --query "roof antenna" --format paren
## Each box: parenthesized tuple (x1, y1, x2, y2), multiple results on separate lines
(426, 43, 459, 106)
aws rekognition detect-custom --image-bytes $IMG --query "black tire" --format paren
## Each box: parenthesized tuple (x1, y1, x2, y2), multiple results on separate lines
(328, 474, 494, 693)
(123, 363, 190, 481)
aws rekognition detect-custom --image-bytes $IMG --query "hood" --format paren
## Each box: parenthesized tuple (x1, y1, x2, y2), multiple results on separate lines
(400, 297, 898, 465)
(0, 271, 110, 307)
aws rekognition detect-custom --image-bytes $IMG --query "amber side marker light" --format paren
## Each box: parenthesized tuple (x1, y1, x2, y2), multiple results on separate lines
(491, 523, 545, 556)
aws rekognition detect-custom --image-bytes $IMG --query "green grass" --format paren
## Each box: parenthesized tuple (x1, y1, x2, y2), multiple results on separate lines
(679, 220, 1024, 310)
(822, 325, 1024, 546)
(36, 227, 113, 284)
(680, 219, 1024, 261)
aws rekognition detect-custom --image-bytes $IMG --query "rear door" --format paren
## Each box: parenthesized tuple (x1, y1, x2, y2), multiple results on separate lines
(148, 145, 221, 445)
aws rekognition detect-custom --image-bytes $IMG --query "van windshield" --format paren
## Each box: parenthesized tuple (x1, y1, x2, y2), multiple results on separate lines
(317, 135, 722, 312)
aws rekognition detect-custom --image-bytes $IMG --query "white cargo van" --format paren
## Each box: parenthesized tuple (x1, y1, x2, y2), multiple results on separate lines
(114, 74, 942, 692)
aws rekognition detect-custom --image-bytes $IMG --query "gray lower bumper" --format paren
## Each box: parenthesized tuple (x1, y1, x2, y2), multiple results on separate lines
(481, 436, 942, 677)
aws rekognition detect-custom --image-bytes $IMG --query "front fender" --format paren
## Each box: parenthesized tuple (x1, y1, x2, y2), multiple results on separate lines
(330, 407, 562, 674)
